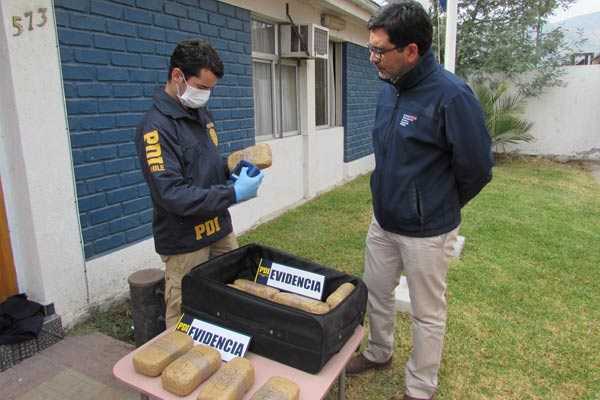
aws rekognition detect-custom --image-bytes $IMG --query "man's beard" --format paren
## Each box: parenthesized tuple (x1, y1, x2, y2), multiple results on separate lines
(377, 64, 410, 83)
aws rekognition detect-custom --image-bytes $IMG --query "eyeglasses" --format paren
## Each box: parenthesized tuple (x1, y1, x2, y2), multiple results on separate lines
(367, 44, 400, 60)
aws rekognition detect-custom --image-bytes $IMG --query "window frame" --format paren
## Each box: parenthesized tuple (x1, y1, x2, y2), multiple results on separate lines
(252, 58, 277, 142)
(314, 57, 329, 129)
(251, 17, 301, 141)
(315, 41, 343, 130)
(278, 59, 300, 137)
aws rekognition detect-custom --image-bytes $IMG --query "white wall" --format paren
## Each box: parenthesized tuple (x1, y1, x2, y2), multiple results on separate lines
(308, 127, 345, 194)
(0, 0, 88, 323)
(222, 0, 370, 45)
(506, 65, 600, 160)
(230, 135, 305, 233)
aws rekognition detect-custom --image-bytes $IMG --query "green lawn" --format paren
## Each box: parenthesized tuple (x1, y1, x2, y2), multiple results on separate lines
(71, 158, 600, 400)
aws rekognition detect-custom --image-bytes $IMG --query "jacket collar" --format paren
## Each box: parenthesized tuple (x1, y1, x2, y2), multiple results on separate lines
(384, 49, 439, 92)
(153, 87, 201, 121)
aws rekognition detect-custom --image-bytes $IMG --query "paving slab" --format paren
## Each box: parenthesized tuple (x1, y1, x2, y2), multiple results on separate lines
(15, 369, 138, 400)
(0, 333, 139, 400)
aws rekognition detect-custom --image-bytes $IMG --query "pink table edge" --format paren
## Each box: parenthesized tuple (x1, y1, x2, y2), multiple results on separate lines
(113, 325, 365, 400)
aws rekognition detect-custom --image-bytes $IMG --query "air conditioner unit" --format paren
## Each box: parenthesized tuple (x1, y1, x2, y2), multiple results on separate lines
(280, 23, 329, 59)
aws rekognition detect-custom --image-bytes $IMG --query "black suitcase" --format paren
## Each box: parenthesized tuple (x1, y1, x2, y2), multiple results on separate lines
(181, 243, 367, 374)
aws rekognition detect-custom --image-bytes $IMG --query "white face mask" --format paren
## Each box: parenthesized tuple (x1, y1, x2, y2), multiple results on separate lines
(177, 77, 211, 109)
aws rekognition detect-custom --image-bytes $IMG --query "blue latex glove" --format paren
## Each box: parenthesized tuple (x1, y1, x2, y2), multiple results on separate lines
(231, 160, 261, 180)
(232, 166, 264, 203)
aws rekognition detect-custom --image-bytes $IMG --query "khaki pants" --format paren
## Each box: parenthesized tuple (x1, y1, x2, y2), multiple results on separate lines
(161, 233, 239, 328)
(362, 217, 459, 399)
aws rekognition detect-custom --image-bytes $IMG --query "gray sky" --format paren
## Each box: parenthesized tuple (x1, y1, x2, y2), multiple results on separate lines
(547, 0, 599, 22)
(372, 1, 599, 23)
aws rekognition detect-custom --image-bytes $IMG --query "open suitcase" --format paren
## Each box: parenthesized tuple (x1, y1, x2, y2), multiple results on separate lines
(181, 244, 367, 374)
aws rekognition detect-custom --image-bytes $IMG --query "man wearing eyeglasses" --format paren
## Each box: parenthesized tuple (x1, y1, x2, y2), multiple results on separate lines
(346, 2, 493, 400)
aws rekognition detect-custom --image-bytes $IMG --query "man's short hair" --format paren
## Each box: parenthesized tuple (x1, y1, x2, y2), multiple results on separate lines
(168, 39, 224, 80)
(368, 1, 433, 56)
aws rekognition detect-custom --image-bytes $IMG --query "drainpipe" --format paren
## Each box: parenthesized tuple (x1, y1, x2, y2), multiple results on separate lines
(444, 0, 457, 73)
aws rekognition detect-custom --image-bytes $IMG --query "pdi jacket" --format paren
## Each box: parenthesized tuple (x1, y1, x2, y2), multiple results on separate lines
(371, 50, 494, 237)
(136, 89, 236, 255)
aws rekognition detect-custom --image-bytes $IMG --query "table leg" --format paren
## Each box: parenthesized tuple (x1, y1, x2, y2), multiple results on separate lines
(338, 367, 346, 400)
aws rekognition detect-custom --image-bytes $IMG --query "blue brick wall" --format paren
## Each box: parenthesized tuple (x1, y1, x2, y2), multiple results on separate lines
(55, 0, 254, 258)
(342, 42, 383, 162)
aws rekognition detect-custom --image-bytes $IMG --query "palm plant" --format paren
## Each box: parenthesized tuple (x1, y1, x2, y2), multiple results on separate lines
(473, 81, 534, 152)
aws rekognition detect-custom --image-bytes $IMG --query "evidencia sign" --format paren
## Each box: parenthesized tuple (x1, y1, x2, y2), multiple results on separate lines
(12, 8, 49, 37)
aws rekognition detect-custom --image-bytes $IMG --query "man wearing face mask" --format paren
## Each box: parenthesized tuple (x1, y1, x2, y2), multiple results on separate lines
(136, 39, 264, 328)
(345, 2, 493, 400)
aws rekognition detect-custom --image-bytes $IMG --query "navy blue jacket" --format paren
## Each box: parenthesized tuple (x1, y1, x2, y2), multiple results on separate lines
(371, 50, 493, 237)
(136, 89, 236, 255)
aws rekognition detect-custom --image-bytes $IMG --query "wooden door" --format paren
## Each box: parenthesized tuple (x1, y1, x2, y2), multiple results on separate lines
(0, 176, 18, 302)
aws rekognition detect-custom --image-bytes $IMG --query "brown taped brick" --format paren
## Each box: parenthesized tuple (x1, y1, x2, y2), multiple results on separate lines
(132, 331, 193, 377)
(250, 376, 300, 400)
(228, 279, 280, 300)
(162, 345, 221, 396)
(196, 357, 254, 400)
(272, 292, 330, 315)
(227, 144, 272, 172)
(325, 283, 355, 309)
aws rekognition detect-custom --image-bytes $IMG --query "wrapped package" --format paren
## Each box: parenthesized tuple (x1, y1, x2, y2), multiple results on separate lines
(272, 292, 330, 315)
(196, 357, 255, 400)
(250, 376, 300, 400)
(325, 282, 356, 309)
(227, 143, 272, 172)
(161, 345, 221, 396)
(228, 279, 280, 300)
(132, 331, 193, 377)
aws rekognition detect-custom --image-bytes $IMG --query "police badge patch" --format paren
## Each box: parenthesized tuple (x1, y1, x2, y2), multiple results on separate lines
(206, 122, 218, 146)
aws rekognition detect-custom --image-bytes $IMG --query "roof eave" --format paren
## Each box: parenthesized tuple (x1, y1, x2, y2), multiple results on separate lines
(350, 0, 381, 14)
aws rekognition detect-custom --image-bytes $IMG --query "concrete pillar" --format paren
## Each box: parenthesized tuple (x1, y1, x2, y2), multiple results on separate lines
(0, 1, 86, 321)
(298, 58, 318, 199)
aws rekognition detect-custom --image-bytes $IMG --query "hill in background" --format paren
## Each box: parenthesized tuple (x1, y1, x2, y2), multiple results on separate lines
(546, 11, 600, 54)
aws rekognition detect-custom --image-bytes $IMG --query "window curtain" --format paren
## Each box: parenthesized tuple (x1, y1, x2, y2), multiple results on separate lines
(253, 62, 273, 136)
(328, 42, 336, 127)
(315, 58, 328, 126)
(280, 65, 298, 133)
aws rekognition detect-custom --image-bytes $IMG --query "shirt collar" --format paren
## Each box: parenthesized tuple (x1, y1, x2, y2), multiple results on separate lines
(382, 49, 439, 92)
(153, 87, 203, 121)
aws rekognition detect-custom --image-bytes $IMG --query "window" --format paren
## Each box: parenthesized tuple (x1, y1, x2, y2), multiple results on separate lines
(251, 18, 299, 140)
(316, 41, 343, 128)
(251, 20, 275, 54)
(315, 58, 328, 127)
(253, 60, 273, 137)
(279, 62, 298, 134)
(330, 41, 343, 127)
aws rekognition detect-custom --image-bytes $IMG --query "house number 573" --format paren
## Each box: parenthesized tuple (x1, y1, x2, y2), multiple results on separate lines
(12, 8, 48, 36)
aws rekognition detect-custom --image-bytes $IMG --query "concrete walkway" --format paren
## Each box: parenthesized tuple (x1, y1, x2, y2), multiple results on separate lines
(0, 333, 139, 400)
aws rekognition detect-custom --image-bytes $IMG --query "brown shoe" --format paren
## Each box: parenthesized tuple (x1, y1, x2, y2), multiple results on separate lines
(346, 353, 392, 375)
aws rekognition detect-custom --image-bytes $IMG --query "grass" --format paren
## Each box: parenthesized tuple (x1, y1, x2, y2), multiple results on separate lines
(68, 301, 135, 344)
(68, 158, 600, 400)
